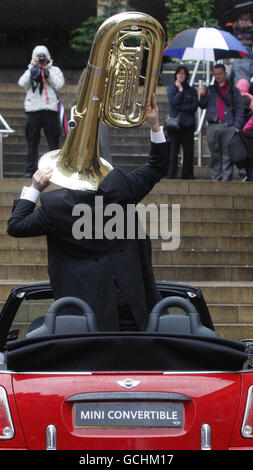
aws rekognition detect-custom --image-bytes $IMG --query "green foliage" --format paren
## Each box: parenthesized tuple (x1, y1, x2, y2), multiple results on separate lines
(70, 16, 105, 53)
(70, 1, 132, 53)
(164, 0, 218, 42)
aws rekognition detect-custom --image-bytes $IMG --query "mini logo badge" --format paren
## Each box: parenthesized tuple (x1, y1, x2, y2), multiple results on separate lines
(117, 379, 141, 389)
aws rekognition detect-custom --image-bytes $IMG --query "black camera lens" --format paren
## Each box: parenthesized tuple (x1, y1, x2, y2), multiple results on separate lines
(38, 54, 46, 64)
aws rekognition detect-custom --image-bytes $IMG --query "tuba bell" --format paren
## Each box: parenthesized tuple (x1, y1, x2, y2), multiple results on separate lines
(38, 11, 165, 190)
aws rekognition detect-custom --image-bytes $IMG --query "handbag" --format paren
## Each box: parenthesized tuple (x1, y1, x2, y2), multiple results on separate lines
(228, 131, 249, 168)
(163, 113, 180, 131)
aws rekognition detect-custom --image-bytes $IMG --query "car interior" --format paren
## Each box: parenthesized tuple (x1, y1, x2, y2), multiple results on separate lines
(0, 281, 252, 373)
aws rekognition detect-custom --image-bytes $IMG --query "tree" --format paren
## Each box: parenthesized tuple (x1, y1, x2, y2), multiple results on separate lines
(70, 0, 131, 53)
(164, 0, 218, 42)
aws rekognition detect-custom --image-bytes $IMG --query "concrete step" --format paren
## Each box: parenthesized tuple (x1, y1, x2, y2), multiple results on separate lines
(151, 179, 253, 194)
(148, 219, 253, 236)
(195, 281, 253, 339)
(0, 262, 251, 284)
(153, 265, 253, 282)
(193, 281, 253, 304)
(214, 323, 253, 340)
(0, 280, 47, 302)
(1, 247, 253, 267)
(144, 193, 253, 209)
(0, 234, 46, 249)
(153, 249, 253, 266)
(0, 108, 28, 118)
(208, 302, 253, 321)
(3, 231, 253, 253)
(159, 207, 253, 222)
(171, 281, 253, 339)
(0, 263, 48, 281)
(0, 82, 77, 92)
(152, 235, 253, 251)
(0, 248, 46, 263)
(3, 207, 253, 238)
(5, 177, 253, 196)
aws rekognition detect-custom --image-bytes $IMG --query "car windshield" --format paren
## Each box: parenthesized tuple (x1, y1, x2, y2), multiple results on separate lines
(8, 296, 54, 341)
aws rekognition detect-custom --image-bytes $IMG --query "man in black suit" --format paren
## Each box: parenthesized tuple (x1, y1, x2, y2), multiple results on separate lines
(7, 95, 169, 331)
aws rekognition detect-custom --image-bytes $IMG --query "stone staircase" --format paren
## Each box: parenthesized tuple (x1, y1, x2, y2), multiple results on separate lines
(1, 77, 253, 342)
(0, 81, 212, 178)
(1, 177, 253, 341)
(145, 179, 253, 340)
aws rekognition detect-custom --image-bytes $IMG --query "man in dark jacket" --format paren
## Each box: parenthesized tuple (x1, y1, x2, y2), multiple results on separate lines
(199, 64, 244, 180)
(7, 95, 169, 332)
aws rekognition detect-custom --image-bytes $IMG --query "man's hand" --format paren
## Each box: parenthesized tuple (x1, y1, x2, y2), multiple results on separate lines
(146, 93, 160, 132)
(32, 168, 53, 192)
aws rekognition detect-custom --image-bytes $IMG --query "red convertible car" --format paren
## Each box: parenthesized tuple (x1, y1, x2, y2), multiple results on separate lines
(0, 281, 253, 451)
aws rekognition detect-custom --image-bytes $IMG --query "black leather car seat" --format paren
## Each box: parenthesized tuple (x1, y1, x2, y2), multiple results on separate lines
(26, 297, 98, 338)
(147, 296, 218, 337)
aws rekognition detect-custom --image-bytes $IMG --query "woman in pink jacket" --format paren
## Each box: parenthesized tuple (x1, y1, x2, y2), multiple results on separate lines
(237, 78, 253, 109)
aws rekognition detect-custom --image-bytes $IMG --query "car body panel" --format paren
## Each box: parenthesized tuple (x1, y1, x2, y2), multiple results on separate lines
(12, 372, 241, 450)
(0, 281, 252, 450)
(0, 373, 27, 449)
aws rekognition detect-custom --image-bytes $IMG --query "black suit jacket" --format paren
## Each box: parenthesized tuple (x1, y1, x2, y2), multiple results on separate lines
(7, 141, 169, 330)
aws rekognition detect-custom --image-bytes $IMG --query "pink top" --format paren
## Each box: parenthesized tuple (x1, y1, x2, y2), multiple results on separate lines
(236, 79, 253, 110)
(243, 115, 253, 132)
(217, 82, 228, 121)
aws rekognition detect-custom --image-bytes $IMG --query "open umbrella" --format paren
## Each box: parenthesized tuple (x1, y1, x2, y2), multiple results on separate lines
(163, 27, 248, 61)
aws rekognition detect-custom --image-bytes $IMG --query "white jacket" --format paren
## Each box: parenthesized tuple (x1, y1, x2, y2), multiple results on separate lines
(18, 45, 65, 112)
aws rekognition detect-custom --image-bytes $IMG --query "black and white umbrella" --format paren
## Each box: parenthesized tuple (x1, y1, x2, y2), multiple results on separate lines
(164, 27, 248, 61)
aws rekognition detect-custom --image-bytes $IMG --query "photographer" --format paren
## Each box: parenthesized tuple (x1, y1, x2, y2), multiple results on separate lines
(18, 45, 65, 177)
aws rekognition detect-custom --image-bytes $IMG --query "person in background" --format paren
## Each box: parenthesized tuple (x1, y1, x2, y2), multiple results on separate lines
(242, 94, 253, 131)
(236, 78, 253, 109)
(166, 65, 198, 179)
(18, 45, 65, 177)
(199, 64, 244, 181)
(232, 94, 253, 181)
(226, 4, 253, 90)
(231, 3, 253, 49)
(241, 94, 253, 180)
(229, 47, 253, 93)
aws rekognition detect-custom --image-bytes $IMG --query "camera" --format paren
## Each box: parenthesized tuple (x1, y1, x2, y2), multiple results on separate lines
(38, 54, 46, 65)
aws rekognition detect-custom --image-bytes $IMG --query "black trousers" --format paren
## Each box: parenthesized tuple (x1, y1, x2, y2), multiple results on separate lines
(167, 127, 195, 179)
(114, 281, 139, 331)
(25, 110, 60, 175)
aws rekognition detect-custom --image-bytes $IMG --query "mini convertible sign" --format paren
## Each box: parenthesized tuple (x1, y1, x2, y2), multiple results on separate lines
(75, 402, 183, 428)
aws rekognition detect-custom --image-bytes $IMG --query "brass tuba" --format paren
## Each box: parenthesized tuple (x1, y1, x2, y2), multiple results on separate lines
(38, 11, 165, 190)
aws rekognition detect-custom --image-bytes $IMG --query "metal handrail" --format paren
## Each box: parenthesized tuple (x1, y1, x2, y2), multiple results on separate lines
(0, 114, 15, 178)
